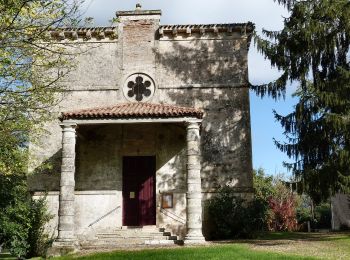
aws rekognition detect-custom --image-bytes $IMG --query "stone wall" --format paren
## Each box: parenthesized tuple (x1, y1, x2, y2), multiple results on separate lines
(29, 12, 253, 240)
(31, 124, 188, 238)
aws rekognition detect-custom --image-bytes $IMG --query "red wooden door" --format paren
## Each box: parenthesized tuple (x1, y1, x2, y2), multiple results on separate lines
(122, 156, 156, 226)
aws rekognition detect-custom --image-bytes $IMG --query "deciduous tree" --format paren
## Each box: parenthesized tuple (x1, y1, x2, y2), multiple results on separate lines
(0, 0, 80, 174)
(0, 0, 81, 256)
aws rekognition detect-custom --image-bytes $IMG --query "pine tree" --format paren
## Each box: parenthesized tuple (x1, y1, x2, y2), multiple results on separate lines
(253, 0, 350, 202)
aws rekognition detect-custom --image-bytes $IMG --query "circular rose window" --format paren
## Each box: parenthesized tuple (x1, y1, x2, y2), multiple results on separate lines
(123, 73, 155, 102)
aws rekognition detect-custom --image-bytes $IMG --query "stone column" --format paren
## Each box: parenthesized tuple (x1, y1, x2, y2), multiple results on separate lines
(57, 123, 77, 243)
(185, 121, 205, 243)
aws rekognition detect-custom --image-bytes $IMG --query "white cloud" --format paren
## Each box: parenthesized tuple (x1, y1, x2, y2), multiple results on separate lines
(80, 0, 289, 30)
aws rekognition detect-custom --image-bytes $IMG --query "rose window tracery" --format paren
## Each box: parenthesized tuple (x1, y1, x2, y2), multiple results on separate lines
(127, 76, 152, 101)
(123, 73, 155, 102)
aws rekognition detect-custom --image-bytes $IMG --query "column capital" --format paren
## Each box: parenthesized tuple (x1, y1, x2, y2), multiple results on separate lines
(185, 120, 201, 129)
(60, 122, 77, 130)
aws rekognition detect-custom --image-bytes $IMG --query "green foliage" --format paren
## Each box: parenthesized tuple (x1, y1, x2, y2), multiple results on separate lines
(10, 237, 29, 259)
(313, 202, 331, 229)
(253, 168, 276, 229)
(55, 243, 322, 260)
(0, 171, 30, 257)
(27, 197, 54, 257)
(295, 194, 313, 224)
(253, 0, 350, 202)
(207, 168, 332, 238)
(0, 171, 53, 258)
(253, 168, 276, 201)
(0, 0, 81, 175)
(0, 1, 81, 258)
(267, 182, 298, 231)
(207, 169, 308, 238)
(207, 186, 270, 239)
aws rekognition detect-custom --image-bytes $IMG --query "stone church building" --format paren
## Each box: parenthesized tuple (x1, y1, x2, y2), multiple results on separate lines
(29, 5, 254, 251)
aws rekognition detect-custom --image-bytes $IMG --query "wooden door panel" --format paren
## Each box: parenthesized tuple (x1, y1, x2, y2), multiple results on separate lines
(122, 156, 156, 226)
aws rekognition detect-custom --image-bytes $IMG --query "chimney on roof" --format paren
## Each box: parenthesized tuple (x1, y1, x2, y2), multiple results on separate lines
(116, 5, 161, 22)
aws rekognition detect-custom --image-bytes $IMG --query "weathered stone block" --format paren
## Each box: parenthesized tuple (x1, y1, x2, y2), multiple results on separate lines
(30, 5, 253, 250)
(59, 191, 75, 201)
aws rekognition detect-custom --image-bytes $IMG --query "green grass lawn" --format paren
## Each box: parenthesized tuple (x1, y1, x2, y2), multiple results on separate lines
(0, 232, 341, 259)
(57, 244, 315, 260)
(243, 232, 350, 260)
(0, 252, 16, 260)
(54, 232, 350, 260)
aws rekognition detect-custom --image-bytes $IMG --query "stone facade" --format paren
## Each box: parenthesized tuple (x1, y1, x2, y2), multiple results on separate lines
(331, 194, 350, 230)
(29, 6, 254, 251)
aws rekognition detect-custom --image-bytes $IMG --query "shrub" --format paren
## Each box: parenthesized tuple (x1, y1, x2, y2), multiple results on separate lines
(313, 202, 331, 229)
(207, 169, 314, 239)
(253, 168, 276, 231)
(253, 168, 276, 202)
(0, 171, 52, 258)
(207, 186, 270, 239)
(296, 194, 313, 224)
(295, 194, 313, 231)
(267, 196, 298, 231)
(267, 182, 298, 231)
(0, 172, 31, 258)
(27, 197, 54, 257)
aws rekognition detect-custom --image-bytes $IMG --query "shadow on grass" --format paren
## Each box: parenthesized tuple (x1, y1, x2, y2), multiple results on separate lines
(57, 244, 315, 260)
(210, 231, 350, 245)
(0, 253, 15, 260)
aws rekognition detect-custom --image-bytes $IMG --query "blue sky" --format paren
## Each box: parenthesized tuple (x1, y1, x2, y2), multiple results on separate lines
(80, 0, 296, 175)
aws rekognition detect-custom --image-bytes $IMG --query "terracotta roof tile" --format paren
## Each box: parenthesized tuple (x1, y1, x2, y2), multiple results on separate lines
(60, 103, 203, 120)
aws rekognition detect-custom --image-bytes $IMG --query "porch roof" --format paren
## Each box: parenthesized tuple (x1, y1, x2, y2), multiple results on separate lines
(60, 102, 203, 121)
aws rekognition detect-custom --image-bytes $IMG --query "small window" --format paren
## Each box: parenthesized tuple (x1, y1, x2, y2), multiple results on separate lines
(161, 193, 173, 208)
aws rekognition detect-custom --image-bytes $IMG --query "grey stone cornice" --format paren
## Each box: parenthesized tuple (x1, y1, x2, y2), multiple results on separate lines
(159, 23, 255, 50)
(159, 23, 254, 36)
(116, 9, 161, 17)
(49, 26, 117, 41)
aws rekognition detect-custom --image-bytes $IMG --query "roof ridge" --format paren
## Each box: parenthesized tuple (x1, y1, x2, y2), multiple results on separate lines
(160, 22, 252, 27)
(56, 26, 117, 30)
(61, 102, 203, 121)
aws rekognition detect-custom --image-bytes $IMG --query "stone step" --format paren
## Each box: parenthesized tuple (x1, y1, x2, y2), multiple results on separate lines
(120, 225, 157, 229)
(81, 244, 144, 249)
(80, 239, 183, 249)
(96, 232, 174, 237)
(89, 238, 179, 244)
(96, 229, 174, 238)
(145, 240, 179, 245)
(81, 242, 181, 250)
(97, 233, 177, 237)
(81, 227, 183, 250)
(83, 238, 147, 245)
(96, 235, 178, 241)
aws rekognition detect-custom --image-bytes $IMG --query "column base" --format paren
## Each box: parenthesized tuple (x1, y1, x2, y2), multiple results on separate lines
(47, 239, 79, 257)
(184, 235, 206, 244)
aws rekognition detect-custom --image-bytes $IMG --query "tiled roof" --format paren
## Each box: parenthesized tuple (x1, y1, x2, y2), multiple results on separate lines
(60, 103, 203, 120)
